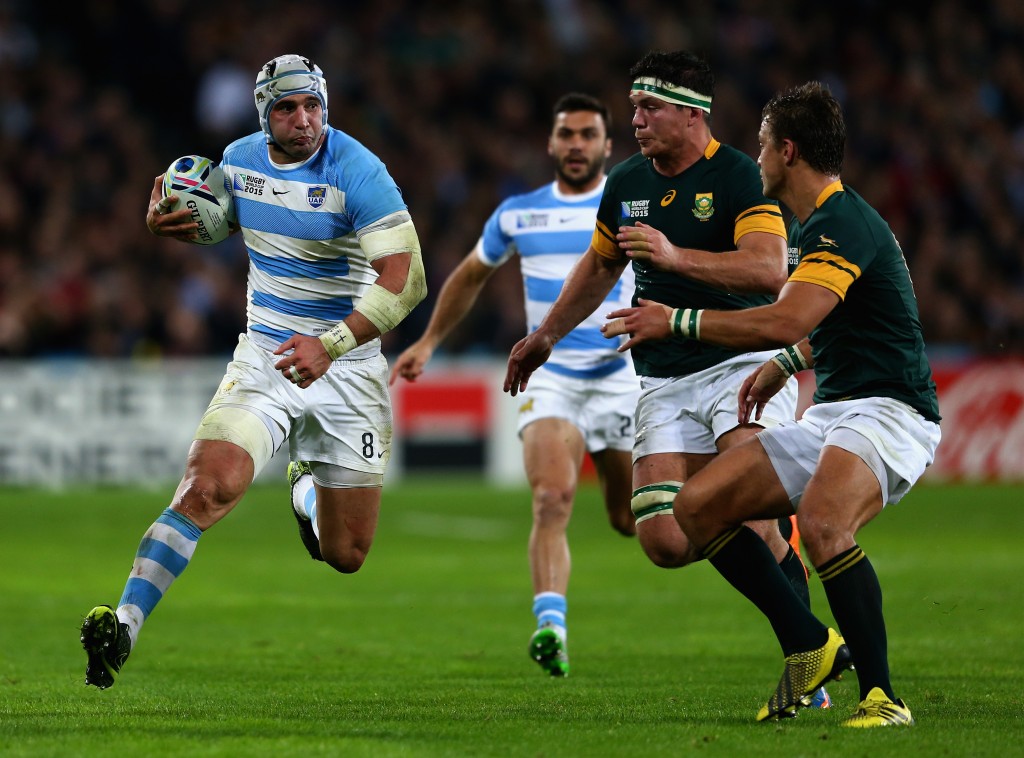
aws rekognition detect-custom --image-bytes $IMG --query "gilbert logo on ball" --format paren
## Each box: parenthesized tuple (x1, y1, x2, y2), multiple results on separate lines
(161, 155, 234, 245)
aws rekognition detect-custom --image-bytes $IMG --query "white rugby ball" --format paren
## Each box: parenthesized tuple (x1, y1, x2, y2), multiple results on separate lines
(161, 155, 234, 245)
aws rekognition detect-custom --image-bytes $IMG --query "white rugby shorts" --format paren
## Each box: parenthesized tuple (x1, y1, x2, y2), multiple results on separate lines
(200, 334, 392, 476)
(515, 364, 640, 453)
(758, 396, 942, 507)
(633, 350, 797, 460)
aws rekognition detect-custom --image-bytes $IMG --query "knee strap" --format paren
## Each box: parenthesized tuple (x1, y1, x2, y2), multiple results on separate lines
(194, 405, 276, 481)
(630, 481, 683, 524)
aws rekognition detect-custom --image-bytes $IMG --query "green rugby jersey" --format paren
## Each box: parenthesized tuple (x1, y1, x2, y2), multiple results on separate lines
(788, 182, 940, 422)
(593, 140, 786, 377)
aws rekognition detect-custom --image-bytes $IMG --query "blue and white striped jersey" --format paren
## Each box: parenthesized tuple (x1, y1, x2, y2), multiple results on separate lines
(478, 179, 635, 378)
(220, 125, 408, 359)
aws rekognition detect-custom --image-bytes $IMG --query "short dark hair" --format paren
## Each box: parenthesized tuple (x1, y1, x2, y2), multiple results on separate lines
(628, 50, 714, 102)
(553, 92, 611, 132)
(762, 81, 846, 176)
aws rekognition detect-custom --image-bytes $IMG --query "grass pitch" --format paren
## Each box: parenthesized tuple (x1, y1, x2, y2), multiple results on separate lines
(1, 479, 1021, 756)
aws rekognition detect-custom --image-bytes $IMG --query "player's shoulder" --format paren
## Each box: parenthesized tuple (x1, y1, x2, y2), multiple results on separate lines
(814, 185, 884, 235)
(830, 185, 902, 256)
(799, 184, 886, 255)
(706, 141, 761, 179)
(321, 126, 386, 169)
(704, 141, 770, 213)
(827, 184, 882, 220)
(497, 181, 558, 212)
(708, 140, 755, 163)
(607, 153, 648, 182)
(222, 132, 268, 165)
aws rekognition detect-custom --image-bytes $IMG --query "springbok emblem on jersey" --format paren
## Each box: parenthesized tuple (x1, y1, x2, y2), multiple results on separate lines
(819, 234, 838, 247)
(692, 192, 714, 220)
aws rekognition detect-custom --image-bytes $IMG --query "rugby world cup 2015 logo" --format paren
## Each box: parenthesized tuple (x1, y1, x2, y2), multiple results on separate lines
(307, 186, 327, 208)
(620, 199, 650, 219)
(516, 213, 549, 229)
(692, 193, 714, 220)
(788, 246, 801, 269)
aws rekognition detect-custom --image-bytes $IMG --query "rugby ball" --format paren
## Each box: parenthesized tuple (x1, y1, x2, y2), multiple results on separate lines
(161, 155, 234, 245)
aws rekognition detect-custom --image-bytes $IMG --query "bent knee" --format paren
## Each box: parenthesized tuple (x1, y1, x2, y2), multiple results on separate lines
(671, 488, 728, 552)
(637, 515, 698, 568)
(795, 513, 854, 561)
(321, 546, 369, 574)
(174, 474, 245, 526)
(642, 542, 693, 569)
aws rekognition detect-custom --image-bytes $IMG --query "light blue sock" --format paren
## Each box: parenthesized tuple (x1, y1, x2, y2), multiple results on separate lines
(116, 507, 202, 647)
(532, 592, 567, 637)
(303, 487, 319, 539)
(293, 475, 319, 539)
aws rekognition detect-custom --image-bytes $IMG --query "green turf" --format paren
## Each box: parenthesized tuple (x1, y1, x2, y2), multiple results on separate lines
(1, 480, 1021, 756)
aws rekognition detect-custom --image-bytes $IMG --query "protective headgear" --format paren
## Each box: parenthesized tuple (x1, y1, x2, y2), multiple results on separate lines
(254, 54, 328, 143)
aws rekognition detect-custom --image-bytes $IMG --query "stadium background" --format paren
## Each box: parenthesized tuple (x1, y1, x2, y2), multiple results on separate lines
(0, 0, 1022, 484)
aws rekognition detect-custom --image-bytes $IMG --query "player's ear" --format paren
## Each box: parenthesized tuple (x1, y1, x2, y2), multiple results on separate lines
(783, 139, 799, 167)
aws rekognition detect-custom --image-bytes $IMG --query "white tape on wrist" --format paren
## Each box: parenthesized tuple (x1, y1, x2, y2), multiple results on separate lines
(319, 321, 358, 360)
(769, 344, 811, 377)
(669, 308, 703, 339)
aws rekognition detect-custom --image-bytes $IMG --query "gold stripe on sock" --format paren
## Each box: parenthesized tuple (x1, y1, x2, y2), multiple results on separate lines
(818, 546, 866, 582)
(703, 527, 744, 560)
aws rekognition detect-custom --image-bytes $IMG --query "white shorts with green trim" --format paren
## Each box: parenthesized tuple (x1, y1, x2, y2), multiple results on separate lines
(633, 350, 796, 460)
(757, 396, 941, 507)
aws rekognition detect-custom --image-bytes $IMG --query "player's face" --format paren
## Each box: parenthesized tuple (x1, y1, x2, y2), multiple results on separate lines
(757, 119, 785, 199)
(268, 94, 325, 162)
(629, 92, 689, 160)
(549, 111, 610, 190)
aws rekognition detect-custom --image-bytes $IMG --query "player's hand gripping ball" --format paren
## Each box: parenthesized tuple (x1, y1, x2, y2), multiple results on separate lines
(161, 155, 234, 245)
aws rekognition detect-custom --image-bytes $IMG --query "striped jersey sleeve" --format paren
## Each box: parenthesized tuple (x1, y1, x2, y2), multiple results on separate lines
(734, 203, 786, 244)
(789, 249, 862, 299)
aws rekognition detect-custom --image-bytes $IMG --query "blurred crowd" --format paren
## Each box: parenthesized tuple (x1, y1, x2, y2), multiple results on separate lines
(1, 0, 1021, 360)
